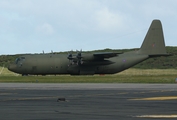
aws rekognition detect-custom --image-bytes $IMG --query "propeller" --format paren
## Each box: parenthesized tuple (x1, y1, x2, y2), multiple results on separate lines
(76, 49, 83, 65)
(67, 52, 73, 60)
(76, 49, 82, 59)
(67, 50, 74, 66)
(67, 49, 83, 66)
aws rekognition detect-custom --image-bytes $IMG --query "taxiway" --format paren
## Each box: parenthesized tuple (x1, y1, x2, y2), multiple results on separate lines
(0, 83, 177, 120)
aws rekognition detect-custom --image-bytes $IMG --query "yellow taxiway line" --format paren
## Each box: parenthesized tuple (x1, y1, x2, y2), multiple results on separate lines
(130, 96, 177, 101)
(135, 115, 177, 118)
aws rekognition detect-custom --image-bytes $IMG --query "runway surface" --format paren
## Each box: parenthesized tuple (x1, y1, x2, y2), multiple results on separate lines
(0, 83, 177, 120)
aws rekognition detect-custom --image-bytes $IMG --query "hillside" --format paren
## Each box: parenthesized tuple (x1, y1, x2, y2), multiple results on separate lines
(0, 46, 176, 69)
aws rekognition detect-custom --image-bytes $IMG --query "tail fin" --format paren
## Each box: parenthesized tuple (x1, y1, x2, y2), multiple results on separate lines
(139, 20, 168, 56)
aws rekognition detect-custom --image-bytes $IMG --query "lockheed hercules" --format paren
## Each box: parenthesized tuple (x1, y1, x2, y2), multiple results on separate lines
(8, 20, 169, 75)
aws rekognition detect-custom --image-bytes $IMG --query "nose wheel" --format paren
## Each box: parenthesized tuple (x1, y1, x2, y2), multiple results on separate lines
(22, 74, 28, 76)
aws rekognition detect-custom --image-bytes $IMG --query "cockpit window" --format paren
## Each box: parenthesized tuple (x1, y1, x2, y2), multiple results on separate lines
(15, 58, 20, 64)
(15, 57, 25, 64)
(21, 57, 25, 60)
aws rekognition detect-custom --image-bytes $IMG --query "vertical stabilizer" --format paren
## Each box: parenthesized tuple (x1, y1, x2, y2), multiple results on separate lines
(139, 20, 167, 56)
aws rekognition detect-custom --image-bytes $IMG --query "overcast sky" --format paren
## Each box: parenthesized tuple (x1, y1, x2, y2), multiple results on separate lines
(0, 0, 177, 54)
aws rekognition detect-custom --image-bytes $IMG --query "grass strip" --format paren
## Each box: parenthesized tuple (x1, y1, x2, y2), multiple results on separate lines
(0, 75, 176, 83)
(0, 67, 177, 83)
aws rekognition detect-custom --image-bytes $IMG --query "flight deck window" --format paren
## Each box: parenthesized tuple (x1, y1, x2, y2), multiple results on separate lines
(15, 58, 20, 64)
(15, 57, 25, 64)
(20, 57, 25, 61)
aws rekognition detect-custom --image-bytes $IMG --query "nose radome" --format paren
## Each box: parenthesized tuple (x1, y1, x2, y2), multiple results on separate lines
(8, 64, 16, 72)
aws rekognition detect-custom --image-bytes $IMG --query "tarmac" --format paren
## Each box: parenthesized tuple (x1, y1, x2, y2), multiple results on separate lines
(0, 83, 177, 120)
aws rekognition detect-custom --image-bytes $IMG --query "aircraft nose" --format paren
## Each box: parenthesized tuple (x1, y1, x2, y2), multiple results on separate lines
(8, 64, 16, 72)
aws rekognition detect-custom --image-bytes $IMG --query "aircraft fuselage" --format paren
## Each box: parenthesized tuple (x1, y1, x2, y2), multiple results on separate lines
(8, 51, 148, 75)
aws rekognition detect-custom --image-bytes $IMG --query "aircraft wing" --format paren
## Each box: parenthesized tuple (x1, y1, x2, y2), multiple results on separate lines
(79, 52, 123, 65)
(68, 52, 123, 66)
(93, 52, 122, 58)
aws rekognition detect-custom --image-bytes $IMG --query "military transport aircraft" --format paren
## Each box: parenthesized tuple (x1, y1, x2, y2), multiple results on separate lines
(8, 20, 169, 76)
